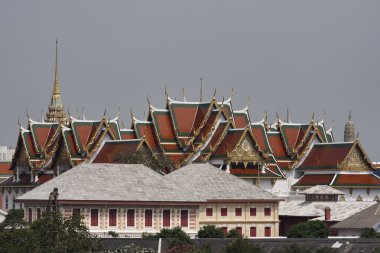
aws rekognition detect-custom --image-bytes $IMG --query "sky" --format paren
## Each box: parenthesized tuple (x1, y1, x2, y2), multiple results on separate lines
(1, 1, 380, 159)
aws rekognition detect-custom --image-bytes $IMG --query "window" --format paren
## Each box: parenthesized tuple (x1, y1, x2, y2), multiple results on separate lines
(127, 209, 135, 227)
(72, 208, 80, 217)
(250, 227, 257, 237)
(5, 196, 8, 209)
(236, 227, 242, 236)
(145, 210, 152, 227)
(222, 227, 228, 236)
(250, 208, 256, 216)
(221, 208, 227, 217)
(37, 208, 41, 219)
(28, 208, 33, 225)
(163, 209, 171, 227)
(264, 208, 271, 216)
(109, 209, 117, 227)
(235, 208, 242, 217)
(91, 209, 99, 227)
(206, 208, 213, 217)
(181, 210, 188, 227)
(265, 226, 271, 237)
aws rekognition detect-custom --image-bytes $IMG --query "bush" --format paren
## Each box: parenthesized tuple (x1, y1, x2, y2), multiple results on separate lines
(197, 225, 224, 238)
(108, 231, 119, 238)
(157, 227, 192, 247)
(225, 237, 262, 253)
(287, 220, 329, 238)
(226, 228, 240, 238)
(103, 243, 156, 253)
(361, 227, 380, 238)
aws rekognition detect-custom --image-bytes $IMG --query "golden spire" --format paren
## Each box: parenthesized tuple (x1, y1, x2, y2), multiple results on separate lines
(45, 39, 67, 124)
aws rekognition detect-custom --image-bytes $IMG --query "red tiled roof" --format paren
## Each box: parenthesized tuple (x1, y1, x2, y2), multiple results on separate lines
(134, 122, 160, 151)
(212, 129, 244, 158)
(0, 162, 12, 174)
(298, 143, 353, 170)
(230, 164, 281, 178)
(251, 124, 271, 153)
(233, 112, 249, 128)
(151, 110, 176, 142)
(93, 140, 141, 163)
(203, 122, 229, 152)
(331, 174, 380, 187)
(169, 103, 198, 137)
(280, 124, 310, 154)
(268, 133, 288, 159)
(31, 123, 59, 152)
(120, 129, 136, 140)
(293, 174, 335, 187)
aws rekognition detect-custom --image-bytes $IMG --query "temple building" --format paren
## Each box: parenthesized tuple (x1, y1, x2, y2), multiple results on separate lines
(2, 45, 380, 211)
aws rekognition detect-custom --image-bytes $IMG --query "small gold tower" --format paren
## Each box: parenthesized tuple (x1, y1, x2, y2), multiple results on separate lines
(45, 39, 67, 124)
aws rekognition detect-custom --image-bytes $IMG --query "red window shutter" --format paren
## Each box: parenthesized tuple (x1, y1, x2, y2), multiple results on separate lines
(145, 210, 152, 227)
(265, 227, 271, 237)
(181, 210, 188, 227)
(221, 208, 227, 216)
(163, 210, 170, 227)
(127, 209, 135, 227)
(222, 227, 228, 236)
(206, 208, 213, 216)
(91, 209, 98, 226)
(250, 227, 257, 237)
(236, 227, 242, 236)
(235, 208, 242, 216)
(37, 208, 41, 219)
(250, 208, 256, 216)
(264, 208, 271, 216)
(109, 209, 117, 227)
(28, 208, 33, 225)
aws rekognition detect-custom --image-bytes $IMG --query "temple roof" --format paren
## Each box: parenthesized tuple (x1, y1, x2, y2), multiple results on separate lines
(17, 164, 205, 203)
(166, 163, 282, 201)
(300, 185, 345, 195)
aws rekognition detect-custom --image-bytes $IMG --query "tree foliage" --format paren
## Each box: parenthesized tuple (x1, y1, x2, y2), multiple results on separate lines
(0, 210, 102, 253)
(361, 227, 380, 238)
(225, 237, 263, 253)
(287, 220, 329, 238)
(0, 209, 26, 230)
(114, 147, 174, 173)
(226, 228, 240, 238)
(197, 225, 224, 238)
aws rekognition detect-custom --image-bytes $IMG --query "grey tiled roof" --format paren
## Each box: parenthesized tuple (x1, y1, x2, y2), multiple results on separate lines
(300, 185, 345, 195)
(17, 164, 205, 203)
(165, 163, 281, 201)
(279, 198, 376, 221)
(331, 203, 380, 229)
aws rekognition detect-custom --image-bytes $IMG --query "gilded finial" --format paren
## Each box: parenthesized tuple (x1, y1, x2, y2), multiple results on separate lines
(264, 110, 268, 122)
(130, 107, 134, 120)
(312, 112, 315, 122)
(213, 88, 217, 98)
(147, 95, 151, 105)
(165, 86, 168, 98)
(18, 117, 21, 127)
(26, 110, 30, 120)
(356, 131, 360, 139)
(103, 108, 107, 117)
(286, 108, 290, 123)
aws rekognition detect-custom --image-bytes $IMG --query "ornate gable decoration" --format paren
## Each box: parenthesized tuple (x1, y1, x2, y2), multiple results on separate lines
(338, 146, 372, 172)
(228, 137, 263, 166)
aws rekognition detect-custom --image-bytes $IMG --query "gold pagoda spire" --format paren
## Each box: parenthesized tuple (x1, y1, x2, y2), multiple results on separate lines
(45, 39, 67, 124)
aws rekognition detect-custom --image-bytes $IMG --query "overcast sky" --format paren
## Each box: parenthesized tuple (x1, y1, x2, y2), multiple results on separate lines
(1, 1, 380, 159)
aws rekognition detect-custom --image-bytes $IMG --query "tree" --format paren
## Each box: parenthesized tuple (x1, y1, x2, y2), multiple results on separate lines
(30, 210, 102, 253)
(0, 228, 37, 253)
(114, 147, 175, 173)
(197, 225, 224, 238)
(361, 227, 380, 238)
(287, 220, 329, 238)
(0, 209, 26, 230)
(225, 237, 262, 253)
(226, 228, 240, 238)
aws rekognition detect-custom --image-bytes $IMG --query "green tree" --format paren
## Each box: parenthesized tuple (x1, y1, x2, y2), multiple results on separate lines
(0, 228, 37, 253)
(0, 209, 26, 230)
(226, 228, 240, 238)
(197, 225, 224, 238)
(361, 227, 380, 238)
(225, 237, 262, 253)
(30, 210, 102, 253)
(287, 220, 329, 238)
(114, 147, 174, 173)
